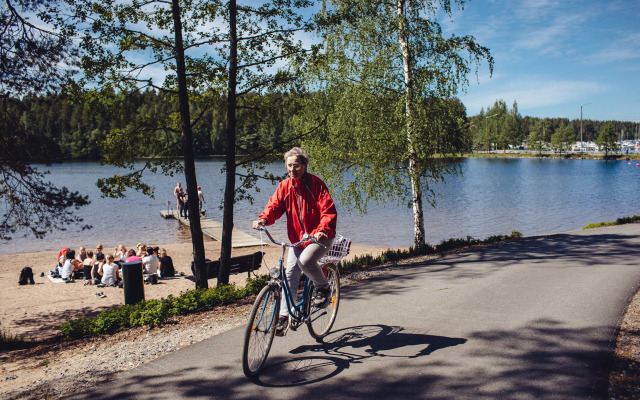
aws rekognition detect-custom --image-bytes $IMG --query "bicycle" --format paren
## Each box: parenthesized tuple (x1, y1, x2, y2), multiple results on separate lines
(241, 226, 351, 379)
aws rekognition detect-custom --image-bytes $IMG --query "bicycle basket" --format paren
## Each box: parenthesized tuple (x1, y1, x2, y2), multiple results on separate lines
(319, 234, 351, 264)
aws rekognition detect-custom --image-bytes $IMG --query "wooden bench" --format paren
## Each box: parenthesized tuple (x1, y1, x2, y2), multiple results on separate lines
(191, 251, 264, 281)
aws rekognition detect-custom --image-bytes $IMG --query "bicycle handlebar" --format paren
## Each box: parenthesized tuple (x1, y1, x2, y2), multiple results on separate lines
(255, 226, 320, 248)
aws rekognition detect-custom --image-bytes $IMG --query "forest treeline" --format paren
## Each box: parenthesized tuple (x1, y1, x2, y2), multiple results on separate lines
(12, 93, 640, 162)
(469, 100, 639, 151)
(12, 90, 300, 162)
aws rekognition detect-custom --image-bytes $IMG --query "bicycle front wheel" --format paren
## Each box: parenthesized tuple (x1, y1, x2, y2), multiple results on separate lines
(242, 284, 280, 378)
(307, 263, 340, 340)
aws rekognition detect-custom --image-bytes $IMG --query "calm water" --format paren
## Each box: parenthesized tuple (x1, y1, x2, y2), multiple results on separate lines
(2, 158, 639, 255)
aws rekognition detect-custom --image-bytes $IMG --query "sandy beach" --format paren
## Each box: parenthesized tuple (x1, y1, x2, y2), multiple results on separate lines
(0, 238, 386, 341)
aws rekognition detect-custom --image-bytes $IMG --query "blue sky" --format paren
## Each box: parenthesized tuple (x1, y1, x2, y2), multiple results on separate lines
(56, 0, 638, 123)
(443, 0, 640, 122)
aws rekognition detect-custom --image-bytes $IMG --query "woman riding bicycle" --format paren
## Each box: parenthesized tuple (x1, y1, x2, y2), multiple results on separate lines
(252, 147, 337, 335)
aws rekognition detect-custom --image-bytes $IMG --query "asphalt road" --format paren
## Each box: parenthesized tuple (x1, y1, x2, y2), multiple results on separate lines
(69, 223, 640, 399)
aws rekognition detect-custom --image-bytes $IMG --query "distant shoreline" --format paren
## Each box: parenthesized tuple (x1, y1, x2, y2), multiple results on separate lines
(466, 150, 640, 160)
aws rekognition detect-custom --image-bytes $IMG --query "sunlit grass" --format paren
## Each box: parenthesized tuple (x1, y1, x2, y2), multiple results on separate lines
(584, 215, 640, 230)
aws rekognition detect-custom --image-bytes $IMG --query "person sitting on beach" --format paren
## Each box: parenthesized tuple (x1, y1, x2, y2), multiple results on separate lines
(99, 255, 120, 286)
(94, 244, 105, 263)
(92, 244, 106, 284)
(56, 247, 69, 277)
(83, 250, 95, 283)
(76, 247, 87, 264)
(126, 249, 142, 262)
(158, 248, 175, 278)
(113, 244, 127, 265)
(136, 244, 147, 258)
(61, 250, 80, 281)
(142, 247, 159, 284)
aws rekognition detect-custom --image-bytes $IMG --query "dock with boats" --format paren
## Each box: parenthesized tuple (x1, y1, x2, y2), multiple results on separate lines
(160, 210, 262, 248)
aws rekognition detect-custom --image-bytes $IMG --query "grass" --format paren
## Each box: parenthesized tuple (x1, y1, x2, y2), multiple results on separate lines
(584, 215, 640, 230)
(59, 275, 270, 339)
(0, 328, 27, 351)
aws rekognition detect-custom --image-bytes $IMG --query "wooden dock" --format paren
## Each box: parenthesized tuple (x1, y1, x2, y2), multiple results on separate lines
(160, 210, 262, 248)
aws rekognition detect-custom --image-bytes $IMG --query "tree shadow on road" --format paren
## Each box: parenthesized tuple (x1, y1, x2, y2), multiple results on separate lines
(254, 324, 466, 387)
(343, 229, 640, 300)
(66, 319, 612, 400)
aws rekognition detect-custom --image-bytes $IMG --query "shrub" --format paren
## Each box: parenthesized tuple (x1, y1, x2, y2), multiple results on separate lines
(60, 274, 271, 339)
(583, 214, 640, 230)
(616, 215, 640, 225)
(60, 316, 95, 338)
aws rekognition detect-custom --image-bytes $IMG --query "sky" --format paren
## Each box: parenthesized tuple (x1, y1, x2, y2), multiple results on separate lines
(442, 0, 640, 122)
(39, 0, 638, 123)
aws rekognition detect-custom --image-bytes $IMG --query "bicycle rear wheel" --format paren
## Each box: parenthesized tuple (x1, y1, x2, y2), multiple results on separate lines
(307, 263, 340, 340)
(242, 285, 280, 378)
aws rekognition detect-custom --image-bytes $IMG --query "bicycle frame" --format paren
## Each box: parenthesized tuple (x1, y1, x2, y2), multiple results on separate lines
(243, 226, 346, 378)
(260, 227, 325, 328)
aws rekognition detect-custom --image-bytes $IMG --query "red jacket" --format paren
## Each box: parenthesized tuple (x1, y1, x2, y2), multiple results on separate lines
(259, 172, 337, 244)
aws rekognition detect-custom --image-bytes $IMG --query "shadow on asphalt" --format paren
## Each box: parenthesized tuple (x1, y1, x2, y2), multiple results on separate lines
(342, 231, 640, 301)
(71, 319, 611, 399)
(254, 324, 467, 387)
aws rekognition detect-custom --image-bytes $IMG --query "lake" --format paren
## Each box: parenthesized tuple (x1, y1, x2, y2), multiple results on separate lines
(2, 157, 639, 255)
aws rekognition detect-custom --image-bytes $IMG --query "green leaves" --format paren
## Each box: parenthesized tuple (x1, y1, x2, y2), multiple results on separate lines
(300, 0, 492, 246)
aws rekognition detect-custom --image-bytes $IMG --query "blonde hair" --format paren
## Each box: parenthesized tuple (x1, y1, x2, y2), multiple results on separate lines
(159, 248, 167, 257)
(284, 147, 309, 165)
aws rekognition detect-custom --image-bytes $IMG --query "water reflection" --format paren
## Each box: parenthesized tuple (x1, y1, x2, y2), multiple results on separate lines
(2, 158, 639, 255)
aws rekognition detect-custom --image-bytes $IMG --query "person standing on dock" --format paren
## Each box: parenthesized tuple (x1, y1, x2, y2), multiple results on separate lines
(173, 182, 182, 215)
(197, 186, 206, 216)
(179, 189, 189, 218)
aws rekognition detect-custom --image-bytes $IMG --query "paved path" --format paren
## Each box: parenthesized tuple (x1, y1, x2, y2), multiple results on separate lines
(70, 224, 640, 399)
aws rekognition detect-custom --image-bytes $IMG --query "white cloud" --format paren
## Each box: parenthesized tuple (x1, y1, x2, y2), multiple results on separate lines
(591, 32, 640, 63)
(461, 78, 607, 116)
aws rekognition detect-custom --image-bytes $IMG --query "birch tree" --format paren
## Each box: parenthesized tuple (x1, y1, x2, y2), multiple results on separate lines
(302, 0, 492, 247)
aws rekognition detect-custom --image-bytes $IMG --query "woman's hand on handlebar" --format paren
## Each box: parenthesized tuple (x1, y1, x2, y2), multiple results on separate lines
(252, 219, 267, 230)
(313, 231, 328, 242)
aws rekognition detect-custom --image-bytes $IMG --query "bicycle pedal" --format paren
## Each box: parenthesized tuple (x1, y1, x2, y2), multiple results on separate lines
(276, 325, 289, 337)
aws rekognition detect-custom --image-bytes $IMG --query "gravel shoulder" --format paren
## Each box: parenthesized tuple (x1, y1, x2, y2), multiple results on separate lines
(1, 248, 638, 400)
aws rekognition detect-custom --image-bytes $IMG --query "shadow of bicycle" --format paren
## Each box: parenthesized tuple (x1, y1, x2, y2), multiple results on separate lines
(254, 324, 466, 387)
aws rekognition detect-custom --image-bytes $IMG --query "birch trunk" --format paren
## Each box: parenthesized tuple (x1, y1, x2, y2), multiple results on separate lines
(397, 0, 426, 247)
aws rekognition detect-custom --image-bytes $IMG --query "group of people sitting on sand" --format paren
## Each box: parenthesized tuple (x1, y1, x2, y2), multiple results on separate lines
(53, 243, 176, 286)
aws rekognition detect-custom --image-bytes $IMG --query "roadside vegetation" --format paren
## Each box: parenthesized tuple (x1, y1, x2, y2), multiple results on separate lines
(0, 328, 27, 351)
(5, 217, 639, 345)
(51, 230, 523, 340)
(583, 215, 640, 230)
